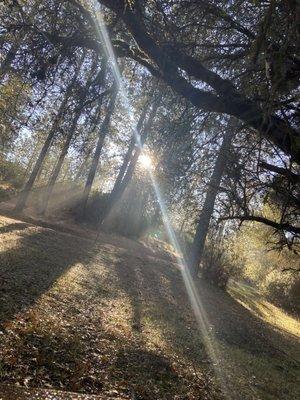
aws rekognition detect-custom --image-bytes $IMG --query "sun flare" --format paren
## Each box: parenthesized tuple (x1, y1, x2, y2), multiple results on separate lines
(139, 153, 152, 169)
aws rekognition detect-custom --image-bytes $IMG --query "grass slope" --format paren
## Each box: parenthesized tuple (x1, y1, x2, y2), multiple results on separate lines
(0, 215, 299, 399)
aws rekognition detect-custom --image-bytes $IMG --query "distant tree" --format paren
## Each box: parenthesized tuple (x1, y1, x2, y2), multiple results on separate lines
(189, 119, 236, 276)
(79, 84, 117, 218)
(14, 64, 80, 212)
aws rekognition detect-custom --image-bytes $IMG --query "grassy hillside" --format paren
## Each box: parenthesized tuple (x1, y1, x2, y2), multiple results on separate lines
(0, 215, 299, 399)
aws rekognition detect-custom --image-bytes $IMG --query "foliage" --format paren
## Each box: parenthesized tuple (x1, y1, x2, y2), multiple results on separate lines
(0, 0, 298, 297)
(0, 75, 30, 150)
(0, 156, 25, 200)
(201, 231, 231, 288)
(227, 209, 300, 313)
(76, 174, 159, 238)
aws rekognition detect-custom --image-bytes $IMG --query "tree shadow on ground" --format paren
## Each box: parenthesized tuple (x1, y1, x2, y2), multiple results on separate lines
(0, 219, 298, 400)
(113, 251, 300, 400)
(114, 249, 298, 362)
(0, 222, 29, 235)
(0, 221, 205, 399)
(0, 222, 94, 325)
(114, 252, 207, 368)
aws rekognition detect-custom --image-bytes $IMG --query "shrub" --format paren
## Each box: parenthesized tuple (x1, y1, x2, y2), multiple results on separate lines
(201, 235, 230, 288)
(261, 270, 300, 314)
(72, 188, 154, 239)
(227, 221, 300, 313)
(0, 157, 25, 190)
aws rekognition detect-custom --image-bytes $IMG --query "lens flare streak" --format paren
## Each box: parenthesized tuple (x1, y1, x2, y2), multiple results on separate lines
(86, 1, 233, 397)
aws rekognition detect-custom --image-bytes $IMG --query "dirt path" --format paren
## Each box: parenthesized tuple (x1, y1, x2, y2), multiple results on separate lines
(0, 215, 299, 399)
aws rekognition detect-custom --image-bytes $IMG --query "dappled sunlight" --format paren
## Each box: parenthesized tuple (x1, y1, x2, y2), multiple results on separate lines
(0, 217, 34, 250)
(1, 215, 299, 398)
(101, 296, 137, 338)
(0, 218, 95, 325)
(1, 1, 299, 398)
(83, 2, 247, 398)
(0, 221, 217, 397)
(228, 281, 300, 339)
(147, 170, 237, 397)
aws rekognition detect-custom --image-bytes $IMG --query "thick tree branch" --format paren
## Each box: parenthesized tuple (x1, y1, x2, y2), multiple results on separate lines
(97, 0, 300, 163)
(28, 1, 300, 163)
(220, 215, 300, 234)
(259, 161, 300, 184)
(200, 1, 255, 39)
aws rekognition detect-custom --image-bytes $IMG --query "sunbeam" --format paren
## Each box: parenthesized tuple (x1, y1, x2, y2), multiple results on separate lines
(84, 1, 233, 397)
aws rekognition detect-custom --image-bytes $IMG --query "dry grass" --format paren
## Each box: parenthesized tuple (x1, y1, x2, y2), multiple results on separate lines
(0, 215, 299, 399)
(228, 281, 300, 339)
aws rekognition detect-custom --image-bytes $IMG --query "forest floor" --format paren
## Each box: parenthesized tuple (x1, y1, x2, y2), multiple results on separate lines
(0, 214, 299, 400)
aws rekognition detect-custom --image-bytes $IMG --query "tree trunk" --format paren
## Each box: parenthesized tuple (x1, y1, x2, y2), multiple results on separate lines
(79, 89, 118, 217)
(39, 110, 81, 215)
(110, 101, 149, 194)
(73, 58, 109, 184)
(189, 119, 236, 276)
(98, 96, 160, 225)
(74, 149, 92, 182)
(40, 57, 107, 215)
(23, 141, 40, 180)
(14, 73, 77, 212)
(15, 128, 56, 212)
(0, 41, 19, 79)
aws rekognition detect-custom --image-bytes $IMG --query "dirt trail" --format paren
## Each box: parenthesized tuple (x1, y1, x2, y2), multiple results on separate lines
(0, 215, 299, 400)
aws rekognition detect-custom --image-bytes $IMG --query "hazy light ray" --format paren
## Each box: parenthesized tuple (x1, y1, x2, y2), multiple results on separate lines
(148, 171, 231, 396)
(82, 0, 143, 149)
(86, 1, 233, 397)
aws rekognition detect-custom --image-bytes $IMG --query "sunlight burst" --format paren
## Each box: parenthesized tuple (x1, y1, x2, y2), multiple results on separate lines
(139, 153, 152, 169)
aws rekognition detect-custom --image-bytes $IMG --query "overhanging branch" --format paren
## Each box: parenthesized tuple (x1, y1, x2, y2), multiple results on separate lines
(219, 215, 300, 234)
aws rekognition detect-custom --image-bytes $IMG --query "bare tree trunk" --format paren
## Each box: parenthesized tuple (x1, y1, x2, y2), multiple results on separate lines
(23, 141, 40, 180)
(98, 96, 160, 226)
(110, 102, 149, 194)
(179, 218, 186, 234)
(79, 89, 118, 217)
(15, 127, 57, 212)
(39, 56, 106, 215)
(14, 74, 77, 212)
(39, 110, 81, 215)
(189, 119, 236, 276)
(73, 58, 108, 185)
(74, 149, 92, 182)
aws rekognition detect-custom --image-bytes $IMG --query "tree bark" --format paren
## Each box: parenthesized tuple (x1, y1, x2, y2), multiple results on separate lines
(14, 72, 77, 212)
(22, 141, 40, 180)
(40, 6, 300, 161)
(219, 215, 300, 235)
(74, 149, 92, 182)
(189, 119, 236, 276)
(79, 89, 118, 217)
(110, 101, 149, 195)
(39, 109, 81, 215)
(0, 41, 19, 79)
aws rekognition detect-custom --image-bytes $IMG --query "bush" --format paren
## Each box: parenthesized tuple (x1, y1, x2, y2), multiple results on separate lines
(201, 235, 230, 288)
(72, 188, 154, 239)
(75, 191, 110, 226)
(227, 221, 300, 313)
(261, 270, 300, 314)
(0, 157, 25, 190)
(0, 185, 14, 201)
